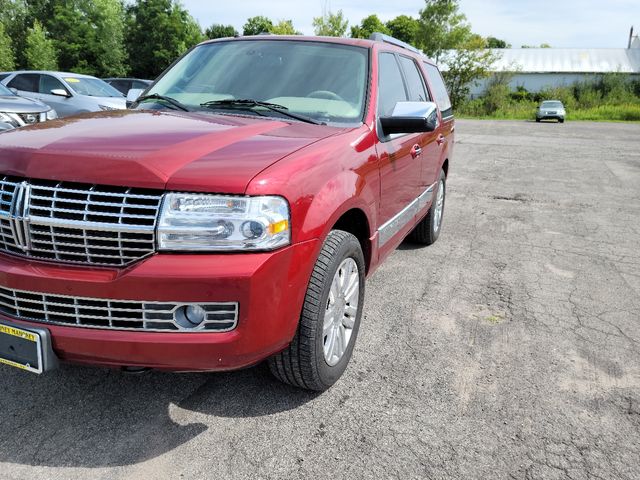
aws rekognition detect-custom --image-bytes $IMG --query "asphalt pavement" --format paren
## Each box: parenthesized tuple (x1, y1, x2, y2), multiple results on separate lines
(1, 119, 639, 479)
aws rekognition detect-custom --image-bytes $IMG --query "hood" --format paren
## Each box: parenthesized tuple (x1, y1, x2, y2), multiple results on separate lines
(86, 96, 127, 109)
(0, 94, 49, 113)
(0, 110, 345, 193)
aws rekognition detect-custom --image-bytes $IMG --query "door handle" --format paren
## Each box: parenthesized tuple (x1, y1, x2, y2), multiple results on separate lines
(436, 134, 446, 146)
(410, 144, 422, 158)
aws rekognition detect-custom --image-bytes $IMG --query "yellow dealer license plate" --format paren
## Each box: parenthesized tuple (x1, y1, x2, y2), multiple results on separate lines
(0, 323, 44, 374)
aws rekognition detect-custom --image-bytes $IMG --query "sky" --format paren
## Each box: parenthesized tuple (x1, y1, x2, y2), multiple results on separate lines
(180, 0, 640, 49)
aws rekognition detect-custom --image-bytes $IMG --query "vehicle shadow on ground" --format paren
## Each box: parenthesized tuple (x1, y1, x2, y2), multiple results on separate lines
(0, 362, 317, 468)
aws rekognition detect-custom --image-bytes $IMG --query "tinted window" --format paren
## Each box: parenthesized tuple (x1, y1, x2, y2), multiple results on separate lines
(377, 53, 408, 117)
(109, 80, 131, 94)
(8, 74, 39, 92)
(398, 56, 429, 102)
(40, 75, 67, 95)
(0, 73, 9, 82)
(423, 63, 452, 118)
(133, 80, 150, 90)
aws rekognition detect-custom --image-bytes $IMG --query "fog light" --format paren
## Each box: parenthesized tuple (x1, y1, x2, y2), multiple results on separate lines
(175, 304, 207, 329)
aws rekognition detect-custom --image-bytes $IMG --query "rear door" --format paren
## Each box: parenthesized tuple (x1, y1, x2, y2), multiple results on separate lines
(423, 62, 454, 183)
(6, 73, 40, 102)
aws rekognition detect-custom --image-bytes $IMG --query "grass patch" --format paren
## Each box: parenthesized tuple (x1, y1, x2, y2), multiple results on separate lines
(484, 313, 505, 324)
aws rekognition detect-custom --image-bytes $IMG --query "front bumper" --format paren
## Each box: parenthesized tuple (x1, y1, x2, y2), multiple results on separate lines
(0, 239, 319, 371)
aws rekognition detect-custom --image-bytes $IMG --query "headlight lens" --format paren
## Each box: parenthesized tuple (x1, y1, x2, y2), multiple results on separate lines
(157, 194, 290, 251)
(45, 109, 58, 120)
(0, 112, 20, 128)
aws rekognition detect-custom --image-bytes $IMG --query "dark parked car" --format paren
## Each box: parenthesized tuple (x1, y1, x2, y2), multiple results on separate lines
(0, 33, 454, 391)
(0, 81, 57, 131)
(104, 78, 153, 95)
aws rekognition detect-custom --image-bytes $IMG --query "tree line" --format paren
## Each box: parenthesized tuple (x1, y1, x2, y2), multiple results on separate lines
(0, 0, 506, 106)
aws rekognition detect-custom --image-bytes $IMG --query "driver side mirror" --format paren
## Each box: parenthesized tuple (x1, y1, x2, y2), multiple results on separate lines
(9, 87, 18, 95)
(51, 89, 71, 98)
(380, 101, 439, 135)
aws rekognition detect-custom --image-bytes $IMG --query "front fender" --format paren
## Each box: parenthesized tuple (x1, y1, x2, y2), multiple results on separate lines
(300, 169, 377, 243)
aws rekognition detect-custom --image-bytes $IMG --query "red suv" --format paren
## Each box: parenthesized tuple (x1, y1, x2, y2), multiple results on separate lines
(0, 33, 453, 391)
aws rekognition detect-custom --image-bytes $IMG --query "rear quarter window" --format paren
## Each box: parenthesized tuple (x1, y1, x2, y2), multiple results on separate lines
(423, 63, 453, 119)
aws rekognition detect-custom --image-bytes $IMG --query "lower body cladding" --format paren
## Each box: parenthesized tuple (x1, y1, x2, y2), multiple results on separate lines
(0, 239, 318, 372)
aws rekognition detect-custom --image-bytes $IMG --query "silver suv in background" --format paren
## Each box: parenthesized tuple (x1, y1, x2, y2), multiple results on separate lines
(0, 82, 57, 131)
(1, 71, 126, 118)
(536, 100, 566, 123)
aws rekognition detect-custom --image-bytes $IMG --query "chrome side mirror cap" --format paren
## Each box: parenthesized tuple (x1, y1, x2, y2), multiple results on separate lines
(380, 101, 439, 135)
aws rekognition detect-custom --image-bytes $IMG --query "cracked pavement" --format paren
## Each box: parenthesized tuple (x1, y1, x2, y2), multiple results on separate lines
(1, 119, 639, 479)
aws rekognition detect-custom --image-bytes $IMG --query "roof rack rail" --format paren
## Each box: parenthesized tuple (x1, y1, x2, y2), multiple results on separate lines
(369, 32, 422, 55)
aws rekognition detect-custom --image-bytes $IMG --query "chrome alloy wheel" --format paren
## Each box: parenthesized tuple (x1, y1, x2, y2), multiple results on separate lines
(433, 179, 445, 232)
(323, 257, 360, 366)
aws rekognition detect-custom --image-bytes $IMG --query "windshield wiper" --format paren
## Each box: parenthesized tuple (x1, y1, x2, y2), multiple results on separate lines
(137, 94, 190, 112)
(200, 99, 324, 125)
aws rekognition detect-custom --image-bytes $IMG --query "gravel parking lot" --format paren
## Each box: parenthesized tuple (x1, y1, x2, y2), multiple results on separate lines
(1, 119, 639, 480)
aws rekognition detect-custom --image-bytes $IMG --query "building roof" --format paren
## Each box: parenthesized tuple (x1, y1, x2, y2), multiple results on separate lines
(487, 48, 640, 74)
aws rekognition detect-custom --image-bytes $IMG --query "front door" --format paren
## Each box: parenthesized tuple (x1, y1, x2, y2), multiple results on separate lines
(375, 52, 424, 251)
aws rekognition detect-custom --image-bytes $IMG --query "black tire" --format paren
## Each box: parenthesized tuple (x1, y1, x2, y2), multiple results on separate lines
(268, 230, 365, 391)
(410, 169, 446, 245)
(559, 119, 565, 123)
(535, 118, 541, 123)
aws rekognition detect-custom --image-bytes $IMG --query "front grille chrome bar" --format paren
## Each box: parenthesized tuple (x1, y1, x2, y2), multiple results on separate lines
(0, 176, 163, 266)
(0, 286, 239, 332)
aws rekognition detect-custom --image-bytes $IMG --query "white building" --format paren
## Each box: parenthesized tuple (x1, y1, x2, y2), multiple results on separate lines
(468, 47, 640, 97)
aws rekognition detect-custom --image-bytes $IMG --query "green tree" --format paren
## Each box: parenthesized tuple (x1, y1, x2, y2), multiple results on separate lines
(270, 19, 298, 35)
(43, 0, 128, 76)
(441, 35, 499, 109)
(312, 9, 348, 37)
(386, 15, 420, 45)
(350, 14, 390, 39)
(126, 0, 204, 79)
(0, 0, 28, 68)
(205, 24, 238, 39)
(24, 20, 57, 70)
(243, 16, 273, 36)
(486, 36, 510, 48)
(417, 0, 472, 61)
(0, 21, 15, 70)
(415, 0, 500, 109)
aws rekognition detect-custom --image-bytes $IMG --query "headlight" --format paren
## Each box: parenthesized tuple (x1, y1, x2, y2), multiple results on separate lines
(0, 112, 20, 128)
(157, 194, 290, 251)
(46, 109, 58, 120)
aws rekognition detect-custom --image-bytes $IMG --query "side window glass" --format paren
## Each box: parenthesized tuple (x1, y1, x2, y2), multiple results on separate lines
(398, 56, 429, 102)
(424, 63, 453, 118)
(40, 75, 67, 95)
(7, 74, 39, 92)
(377, 52, 408, 117)
(133, 81, 149, 90)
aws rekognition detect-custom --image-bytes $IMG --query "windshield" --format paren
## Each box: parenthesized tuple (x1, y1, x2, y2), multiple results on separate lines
(541, 101, 563, 108)
(0, 83, 14, 96)
(64, 77, 123, 97)
(147, 40, 369, 124)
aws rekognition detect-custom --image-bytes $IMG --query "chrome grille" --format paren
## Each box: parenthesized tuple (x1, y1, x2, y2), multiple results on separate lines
(0, 176, 163, 266)
(0, 286, 239, 332)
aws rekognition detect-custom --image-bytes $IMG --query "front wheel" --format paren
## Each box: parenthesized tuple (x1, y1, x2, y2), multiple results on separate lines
(269, 230, 365, 391)
(410, 168, 446, 245)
